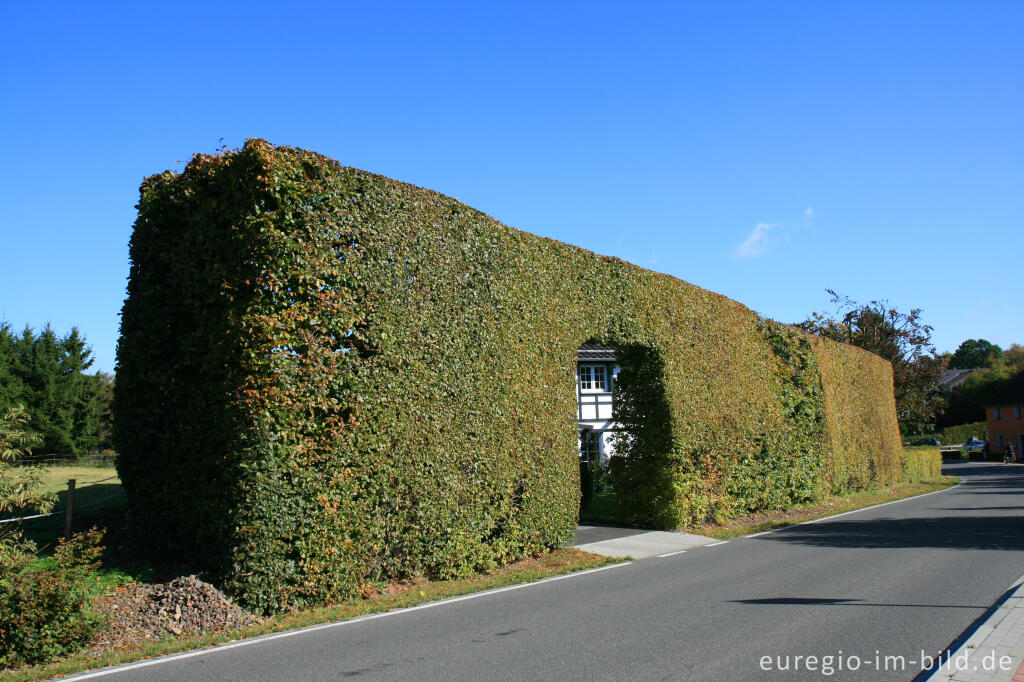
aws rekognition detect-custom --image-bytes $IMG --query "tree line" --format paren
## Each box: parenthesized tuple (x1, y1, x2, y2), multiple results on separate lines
(934, 339, 1024, 429)
(0, 323, 112, 457)
(798, 291, 1022, 436)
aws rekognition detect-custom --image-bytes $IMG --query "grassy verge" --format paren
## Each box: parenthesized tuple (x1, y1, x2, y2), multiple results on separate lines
(693, 476, 959, 539)
(1, 548, 619, 681)
(581, 476, 959, 538)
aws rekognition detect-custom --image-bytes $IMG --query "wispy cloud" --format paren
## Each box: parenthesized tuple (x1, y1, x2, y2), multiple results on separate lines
(805, 205, 814, 219)
(733, 222, 780, 258)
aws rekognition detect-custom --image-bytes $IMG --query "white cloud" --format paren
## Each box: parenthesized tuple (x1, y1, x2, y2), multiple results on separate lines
(805, 205, 814, 218)
(733, 222, 780, 258)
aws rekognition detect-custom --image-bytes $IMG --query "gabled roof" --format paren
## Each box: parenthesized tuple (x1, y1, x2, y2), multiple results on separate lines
(578, 343, 616, 362)
(987, 371, 1024, 406)
(939, 368, 979, 390)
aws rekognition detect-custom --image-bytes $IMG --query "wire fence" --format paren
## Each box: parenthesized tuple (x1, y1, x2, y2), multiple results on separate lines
(0, 474, 125, 529)
(41, 474, 119, 489)
(13, 453, 118, 468)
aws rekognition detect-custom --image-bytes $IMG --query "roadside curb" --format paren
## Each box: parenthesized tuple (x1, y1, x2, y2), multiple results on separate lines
(923, 572, 1024, 681)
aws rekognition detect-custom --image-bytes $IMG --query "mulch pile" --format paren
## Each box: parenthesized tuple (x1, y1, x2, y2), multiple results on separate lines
(91, 576, 261, 649)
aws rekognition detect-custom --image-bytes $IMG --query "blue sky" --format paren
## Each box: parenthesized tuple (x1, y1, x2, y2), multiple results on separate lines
(1, 1, 1021, 374)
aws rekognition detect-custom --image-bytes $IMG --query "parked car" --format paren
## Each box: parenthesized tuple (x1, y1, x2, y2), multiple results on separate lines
(911, 437, 941, 447)
(962, 438, 987, 453)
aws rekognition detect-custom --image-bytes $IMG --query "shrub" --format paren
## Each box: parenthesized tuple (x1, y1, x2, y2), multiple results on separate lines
(1, 406, 53, 549)
(115, 140, 904, 612)
(0, 529, 104, 668)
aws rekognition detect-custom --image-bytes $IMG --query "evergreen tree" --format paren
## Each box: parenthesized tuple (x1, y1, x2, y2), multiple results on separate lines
(25, 325, 76, 455)
(62, 328, 101, 454)
(1, 324, 105, 456)
(0, 324, 24, 415)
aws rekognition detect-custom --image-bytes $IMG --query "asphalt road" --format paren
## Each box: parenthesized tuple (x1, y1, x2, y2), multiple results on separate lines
(77, 462, 1024, 681)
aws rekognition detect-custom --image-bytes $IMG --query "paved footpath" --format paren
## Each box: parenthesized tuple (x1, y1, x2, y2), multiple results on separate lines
(573, 524, 718, 558)
(928, 576, 1024, 681)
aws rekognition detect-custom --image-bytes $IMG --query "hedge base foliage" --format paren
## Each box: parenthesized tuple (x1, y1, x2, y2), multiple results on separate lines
(115, 140, 903, 613)
(900, 446, 943, 481)
(0, 530, 104, 668)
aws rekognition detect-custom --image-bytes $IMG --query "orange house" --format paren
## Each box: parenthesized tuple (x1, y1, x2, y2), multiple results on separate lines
(985, 372, 1024, 454)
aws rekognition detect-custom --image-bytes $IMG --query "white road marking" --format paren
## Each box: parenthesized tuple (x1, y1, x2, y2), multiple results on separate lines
(657, 549, 688, 558)
(742, 480, 963, 539)
(65, 561, 634, 680)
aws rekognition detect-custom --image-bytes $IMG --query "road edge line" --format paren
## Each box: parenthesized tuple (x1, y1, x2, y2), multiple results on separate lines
(742, 480, 963, 539)
(64, 560, 634, 680)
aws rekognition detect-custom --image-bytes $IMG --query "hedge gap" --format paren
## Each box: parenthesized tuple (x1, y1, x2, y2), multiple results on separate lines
(114, 140, 903, 612)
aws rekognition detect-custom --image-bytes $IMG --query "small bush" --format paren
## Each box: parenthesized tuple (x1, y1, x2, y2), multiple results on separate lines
(591, 459, 613, 493)
(0, 528, 105, 668)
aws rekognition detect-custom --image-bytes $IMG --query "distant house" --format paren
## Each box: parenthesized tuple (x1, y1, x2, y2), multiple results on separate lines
(577, 344, 620, 467)
(939, 368, 980, 391)
(984, 371, 1024, 454)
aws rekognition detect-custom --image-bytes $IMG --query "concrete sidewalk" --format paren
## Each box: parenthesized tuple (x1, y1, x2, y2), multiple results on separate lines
(574, 524, 718, 558)
(929, 576, 1024, 681)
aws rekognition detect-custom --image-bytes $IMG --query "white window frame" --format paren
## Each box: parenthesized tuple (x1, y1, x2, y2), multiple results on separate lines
(580, 364, 609, 393)
(579, 365, 592, 390)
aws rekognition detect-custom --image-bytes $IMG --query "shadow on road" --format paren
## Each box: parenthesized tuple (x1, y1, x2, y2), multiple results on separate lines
(757, 465, 1024, 551)
(761, 515, 1023, 551)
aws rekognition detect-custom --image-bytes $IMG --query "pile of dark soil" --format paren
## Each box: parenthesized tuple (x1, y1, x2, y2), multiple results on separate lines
(91, 576, 260, 649)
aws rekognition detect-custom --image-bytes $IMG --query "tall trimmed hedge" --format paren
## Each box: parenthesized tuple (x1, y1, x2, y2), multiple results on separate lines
(809, 336, 903, 493)
(115, 140, 903, 612)
(900, 446, 942, 482)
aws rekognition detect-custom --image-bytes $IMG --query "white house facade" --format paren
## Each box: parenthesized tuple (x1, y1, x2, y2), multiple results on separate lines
(577, 343, 621, 466)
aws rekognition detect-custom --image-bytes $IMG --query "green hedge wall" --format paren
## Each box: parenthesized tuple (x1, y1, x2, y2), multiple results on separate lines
(809, 336, 904, 493)
(926, 422, 987, 446)
(114, 140, 904, 612)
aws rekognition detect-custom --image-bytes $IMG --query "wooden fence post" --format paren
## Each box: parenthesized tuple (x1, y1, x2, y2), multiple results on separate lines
(63, 479, 76, 541)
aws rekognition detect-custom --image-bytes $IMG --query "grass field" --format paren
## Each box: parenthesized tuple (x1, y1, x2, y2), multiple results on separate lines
(10, 464, 126, 558)
(39, 464, 120, 489)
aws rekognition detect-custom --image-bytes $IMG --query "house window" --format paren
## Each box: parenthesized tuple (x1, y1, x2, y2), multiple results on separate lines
(998, 434, 1005, 447)
(1016, 406, 1022, 420)
(579, 429, 600, 467)
(579, 364, 608, 392)
(995, 407, 1002, 420)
